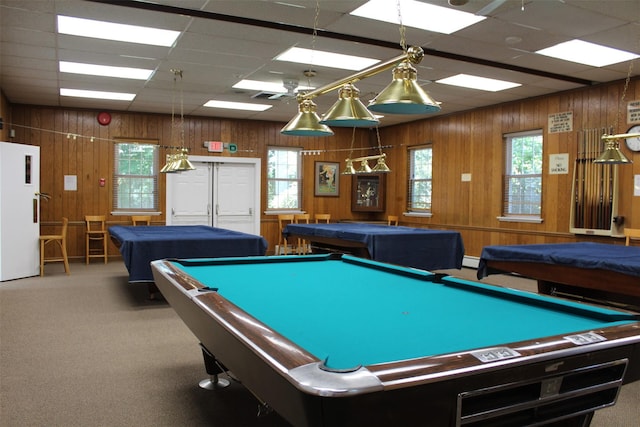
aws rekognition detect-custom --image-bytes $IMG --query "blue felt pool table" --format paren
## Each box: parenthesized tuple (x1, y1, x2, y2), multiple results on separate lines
(151, 254, 640, 427)
(478, 242, 640, 309)
(282, 222, 464, 270)
(109, 225, 267, 282)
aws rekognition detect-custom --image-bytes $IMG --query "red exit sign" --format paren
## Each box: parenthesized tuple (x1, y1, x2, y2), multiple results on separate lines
(207, 141, 224, 152)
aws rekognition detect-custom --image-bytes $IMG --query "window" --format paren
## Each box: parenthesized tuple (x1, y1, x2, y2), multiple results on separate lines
(267, 147, 301, 210)
(503, 130, 543, 217)
(113, 140, 159, 212)
(407, 145, 432, 212)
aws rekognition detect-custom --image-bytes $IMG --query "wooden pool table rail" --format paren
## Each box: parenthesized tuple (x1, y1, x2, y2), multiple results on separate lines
(483, 259, 640, 309)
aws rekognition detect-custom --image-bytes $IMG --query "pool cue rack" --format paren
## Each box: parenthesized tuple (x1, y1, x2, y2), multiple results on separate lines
(569, 127, 624, 237)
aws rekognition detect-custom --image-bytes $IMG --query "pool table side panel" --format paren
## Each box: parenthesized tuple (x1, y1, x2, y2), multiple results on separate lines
(481, 260, 640, 308)
(367, 323, 640, 386)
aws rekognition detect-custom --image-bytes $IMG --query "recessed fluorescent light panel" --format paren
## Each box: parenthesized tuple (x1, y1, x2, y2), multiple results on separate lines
(275, 47, 379, 71)
(436, 74, 521, 92)
(536, 40, 640, 67)
(204, 100, 272, 111)
(232, 79, 314, 93)
(60, 88, 136, 101)
(350, 0, 485, 35)
(57, 15, 180, 47)
(59, 61, 154, 80)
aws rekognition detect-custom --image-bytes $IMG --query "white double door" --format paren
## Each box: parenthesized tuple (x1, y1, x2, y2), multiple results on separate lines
(166, 156, 260, 235)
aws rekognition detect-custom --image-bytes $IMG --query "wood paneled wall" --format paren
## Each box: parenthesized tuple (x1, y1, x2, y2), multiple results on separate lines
(6, 76, 640, 261)
(378, 76, 640, 257)
(0, 90, 9, 141)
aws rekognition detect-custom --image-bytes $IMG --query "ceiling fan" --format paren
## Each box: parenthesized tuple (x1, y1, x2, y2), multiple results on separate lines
(267, 78, 299, 100)
(448, 0, 509, 16)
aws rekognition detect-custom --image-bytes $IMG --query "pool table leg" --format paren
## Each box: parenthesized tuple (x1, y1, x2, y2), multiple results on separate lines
(197, 344, 273, 418)
(538, 280, 554, 296)
(198, 344, 230, 390)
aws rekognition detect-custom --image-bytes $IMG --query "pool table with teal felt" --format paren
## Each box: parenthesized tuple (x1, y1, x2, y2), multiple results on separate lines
(151, 254, 640, 427)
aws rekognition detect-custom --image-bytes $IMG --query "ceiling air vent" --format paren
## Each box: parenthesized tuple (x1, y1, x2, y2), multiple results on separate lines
(252, 91, 281, 100)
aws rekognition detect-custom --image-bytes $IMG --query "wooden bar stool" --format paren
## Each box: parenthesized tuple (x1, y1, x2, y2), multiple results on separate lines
(85, 215, 108, 264)
(624, 228, 640, 246)
(315, 213, 331, 223)
(131, 215, 151, 226)
(387, 215, 399, 226)
(294, 213, 311, 254)
(277, 214, 295, 255)
(39, 217, 70, 276)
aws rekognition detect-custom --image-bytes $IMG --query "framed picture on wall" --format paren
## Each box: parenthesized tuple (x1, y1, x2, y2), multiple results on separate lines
(315, 161, 340, 196)
(351, 174, 386, 212)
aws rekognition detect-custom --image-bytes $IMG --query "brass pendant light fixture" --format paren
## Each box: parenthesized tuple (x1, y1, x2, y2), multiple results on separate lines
(320, 83, 379, 127)
(280, 1, 440, 136)
(281, 46, 440, 136)
(161, 69, 195, 173)
(342, 126, 391, 175)
(342, 159, 357, 175)
(367, 59, 441, 114)
(594, 58, 635, 164)
(281, 98, 334, 136)
(594, 133, 636, 164)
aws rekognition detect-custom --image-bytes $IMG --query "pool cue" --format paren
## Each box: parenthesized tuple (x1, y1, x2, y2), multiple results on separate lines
(584, 129, 590, 229)
(577, 131, 585, 228)
(572, 154, 582, 228)
(592, 128, 599, 228)
(577, 130, 586, 228)
(606, 126, 615, 231)
(589, 128, 598, 229)
(608, 173, 612, 227)
(586, 129, 593, 228)
(598, 134, 605, 229)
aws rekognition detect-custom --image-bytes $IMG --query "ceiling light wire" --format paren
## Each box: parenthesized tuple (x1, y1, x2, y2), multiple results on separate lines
(396, 0, 407, 52)
(593, 52, 636, 164)
(307, 0, 320, 89)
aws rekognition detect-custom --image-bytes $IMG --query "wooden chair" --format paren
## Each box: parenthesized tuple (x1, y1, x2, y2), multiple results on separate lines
(39, 217, 70, 276)
(277, 214, 295, 255)
(387, 215, 399, 226)
(294, 213, 311, 254)
(624, 228, 640, 246)
(85, 215, 108, 264)
(131, 215, 151, 226)
(315, 213, 331, 223)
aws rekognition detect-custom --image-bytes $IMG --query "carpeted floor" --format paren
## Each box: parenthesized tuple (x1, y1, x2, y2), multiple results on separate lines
(1, 261, 638, 426)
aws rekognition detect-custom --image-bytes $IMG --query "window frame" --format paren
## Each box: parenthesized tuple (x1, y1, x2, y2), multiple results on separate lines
(266, 146, 302, 211)
(501, 129, 543, 221)
(407, 144, 433, 213)
(112, 138, 160, 214)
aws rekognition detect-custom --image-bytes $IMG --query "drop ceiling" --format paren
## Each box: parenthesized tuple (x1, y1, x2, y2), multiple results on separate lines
(1, 0, 639, 128)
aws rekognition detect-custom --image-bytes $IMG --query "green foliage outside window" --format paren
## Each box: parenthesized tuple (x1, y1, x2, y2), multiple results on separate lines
(267, 147, 300, 209)
(113, 143, 158, 210)
(505, 133, 543, 215)
(408, 146, 432, 211)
